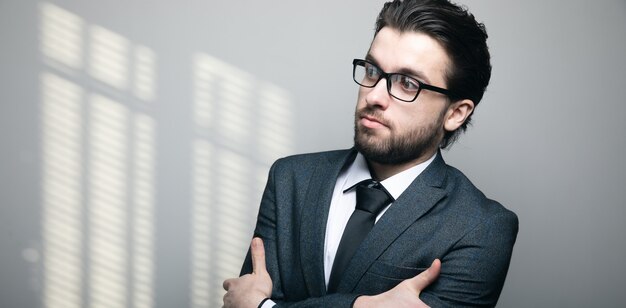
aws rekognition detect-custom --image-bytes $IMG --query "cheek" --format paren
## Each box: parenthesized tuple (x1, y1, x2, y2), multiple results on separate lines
(395, 113, 416, 131)
(412, 101, 448, 122)
(355, 89, 368, 109)
(394, 106, 438, 131)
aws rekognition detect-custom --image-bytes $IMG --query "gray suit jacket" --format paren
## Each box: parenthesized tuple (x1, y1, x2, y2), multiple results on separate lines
(241, 148, 518, 307)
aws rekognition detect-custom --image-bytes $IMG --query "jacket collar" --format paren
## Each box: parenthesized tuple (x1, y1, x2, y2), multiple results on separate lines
(299, 148, 358, 296)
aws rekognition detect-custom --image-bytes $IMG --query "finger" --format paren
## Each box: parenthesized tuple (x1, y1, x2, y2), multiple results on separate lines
(223, 278, 232, 291)
(408, 259, 441, 292)
(251, 237, 267, 274)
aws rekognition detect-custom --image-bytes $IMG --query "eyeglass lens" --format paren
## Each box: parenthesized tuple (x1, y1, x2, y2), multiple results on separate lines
(353, 61, 421, 102)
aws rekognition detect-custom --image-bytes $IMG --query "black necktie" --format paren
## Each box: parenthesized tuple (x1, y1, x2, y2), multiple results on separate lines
(327, 179, 394, 293)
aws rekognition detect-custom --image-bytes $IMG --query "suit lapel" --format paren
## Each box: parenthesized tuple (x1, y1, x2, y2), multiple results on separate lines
(337, 152, 449, 293)
(299, 149, 357, 297)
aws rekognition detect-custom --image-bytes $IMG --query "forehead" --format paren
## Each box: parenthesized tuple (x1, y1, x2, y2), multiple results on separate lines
(368, 27, 450, 86)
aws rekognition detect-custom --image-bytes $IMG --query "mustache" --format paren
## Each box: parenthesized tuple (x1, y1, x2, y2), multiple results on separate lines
(356, 107, 390, 127)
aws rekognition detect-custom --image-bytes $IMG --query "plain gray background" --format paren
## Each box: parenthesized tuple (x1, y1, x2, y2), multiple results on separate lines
(1, 0, 625, 307)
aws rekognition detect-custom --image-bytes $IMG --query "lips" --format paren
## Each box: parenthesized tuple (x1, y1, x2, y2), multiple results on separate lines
(358, 111, 389, 129)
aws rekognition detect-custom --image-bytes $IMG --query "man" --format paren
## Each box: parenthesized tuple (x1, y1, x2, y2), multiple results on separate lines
(223, 0, 518, 307)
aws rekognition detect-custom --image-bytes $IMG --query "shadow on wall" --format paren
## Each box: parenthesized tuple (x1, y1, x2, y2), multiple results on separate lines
(39, 2, 294, 308)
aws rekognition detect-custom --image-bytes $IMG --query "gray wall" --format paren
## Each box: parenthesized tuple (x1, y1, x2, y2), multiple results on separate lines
(1, 0, 625, 307)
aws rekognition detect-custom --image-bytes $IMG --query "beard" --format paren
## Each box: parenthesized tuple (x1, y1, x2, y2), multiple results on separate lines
(354, 107, 445, 165)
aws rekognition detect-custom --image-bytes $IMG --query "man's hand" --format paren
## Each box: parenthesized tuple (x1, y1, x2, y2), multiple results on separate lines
(354, 259, 441, 308)
(223, 238, 273, 308)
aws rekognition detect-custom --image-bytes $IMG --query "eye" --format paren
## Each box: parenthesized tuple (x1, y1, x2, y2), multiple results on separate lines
(364, 63, 380, 79)
(397, 75, 420, 92)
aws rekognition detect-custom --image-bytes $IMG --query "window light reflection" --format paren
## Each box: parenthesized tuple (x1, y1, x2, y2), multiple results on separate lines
(41, 72, 84, 308)
(40, 3, 157, 308)
(190, 53, 295, 307)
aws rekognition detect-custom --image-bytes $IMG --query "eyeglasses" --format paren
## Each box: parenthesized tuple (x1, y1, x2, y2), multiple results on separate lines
(352, 59, 454, 102)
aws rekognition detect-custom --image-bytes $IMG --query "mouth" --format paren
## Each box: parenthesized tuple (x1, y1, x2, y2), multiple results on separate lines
(359, 113, 388, 129)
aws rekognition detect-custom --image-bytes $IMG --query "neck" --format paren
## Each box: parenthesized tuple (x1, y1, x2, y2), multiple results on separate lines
(367, 148, 438, 181)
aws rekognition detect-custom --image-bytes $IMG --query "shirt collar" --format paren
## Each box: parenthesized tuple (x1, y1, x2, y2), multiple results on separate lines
(341, 152, 437, 200)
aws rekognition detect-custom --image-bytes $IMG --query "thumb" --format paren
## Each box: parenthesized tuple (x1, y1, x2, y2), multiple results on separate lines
(407, 259, 441, 293)
(251, 237, 268, 275)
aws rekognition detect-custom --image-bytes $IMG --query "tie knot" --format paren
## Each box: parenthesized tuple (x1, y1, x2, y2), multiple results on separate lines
(355, 179, 394, 215)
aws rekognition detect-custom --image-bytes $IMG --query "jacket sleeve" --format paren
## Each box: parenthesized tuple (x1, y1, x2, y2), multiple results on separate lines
(420, 207, 519, 307)
(240, 160, 363, 307)
(240, 160, 284, 296)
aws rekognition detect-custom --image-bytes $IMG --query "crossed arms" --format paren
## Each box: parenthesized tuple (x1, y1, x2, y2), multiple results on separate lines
(224, 237, 441, 308)
(223, 156, 518, 307)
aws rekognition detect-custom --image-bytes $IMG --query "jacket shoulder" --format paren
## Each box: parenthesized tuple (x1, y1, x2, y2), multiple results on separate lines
(272, 148, 354, 171)
(443, 164, 518, 223)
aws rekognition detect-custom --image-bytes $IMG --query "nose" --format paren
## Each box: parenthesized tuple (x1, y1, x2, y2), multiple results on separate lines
(364, 78, 391, 110)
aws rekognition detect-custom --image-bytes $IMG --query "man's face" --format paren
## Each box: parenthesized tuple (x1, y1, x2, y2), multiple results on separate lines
(354, 27, 452, 165)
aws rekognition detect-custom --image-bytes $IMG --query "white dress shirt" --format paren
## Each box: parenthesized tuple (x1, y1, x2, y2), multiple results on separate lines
(323, 152, 436, 287)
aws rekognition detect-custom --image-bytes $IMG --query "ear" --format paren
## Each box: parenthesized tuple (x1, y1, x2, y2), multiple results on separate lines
(444, 99, 475, 132)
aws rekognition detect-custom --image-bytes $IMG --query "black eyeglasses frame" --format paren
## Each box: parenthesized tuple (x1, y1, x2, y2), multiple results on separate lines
(352, 59, 457, 102)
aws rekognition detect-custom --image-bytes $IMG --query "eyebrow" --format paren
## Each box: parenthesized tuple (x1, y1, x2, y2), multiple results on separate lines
(365, 53, 432, 84)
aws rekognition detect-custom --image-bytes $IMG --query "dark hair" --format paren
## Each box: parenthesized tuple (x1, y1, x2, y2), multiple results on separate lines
(375, 0, 491, 148)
